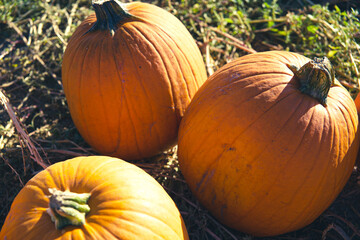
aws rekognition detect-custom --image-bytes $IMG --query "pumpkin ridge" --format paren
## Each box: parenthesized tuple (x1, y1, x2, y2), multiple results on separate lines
(335, 93, 358, 138)
(331, 101, 358, 189)
(57, 155, 77, 190)
(323, 102, 343, 169)
(191, 93, 305, 225)
(179, 105, 243, 175)
(332, 107, 344, 165)
(234, 88, 298, 133)
(240, 51, 303, 67)
(120, 25, 168, 154)
(94, 197, 166, 207)
(125, 4, 205, 91)
(0, 187, 50, 238)
(2, 217, 38, 238)
(183, 75, 294, 136)
(81, 33, 121, 154)
(127, 24, 178, 123)
(70, 155, 84, 194)
(180, 83, 297, 176)
(139, 23, 193, 107)
(254, 105, 326, 231)
(64, 31, 100, 144)
(98, 208, 183, 239)
(284, 151, 333, 231)
(62, 34, 84, 96)
(327, 85, 350, 101)
(128, 23, 179, 146)
(205, 61, 292, 87)
(129, 26, 180, 117)
(70, 157, 119, 189)
(194, 90, 301, 195)
(241, 102, 333, 235)
(218, 94, 308, 218)
(110, 30, 144, 157)
(148, 21, 203, 91)
(99, 214, 171, 239)
(229, 73, 292, 90)
(86, 220, 126, 239)
(335, 103, 354, 149)
(77, 34, 101, 147)
(270, 51, 305, 67)
(81, 222, 106, 239)
(285, 108, 354, 231)
(233, 59, 294, 72)
(196, 73, 294, 108)
(331, 102, 353, 160)
(90, 169, 162, 195)
(220, 60, 293, 77)
(197, 64, 295, 114)
(89, 211, 178, 240)
(60, 158, 69, 189)
(89, 176, 143, 197)
(96, 36, 116, 146)
(27, 172, 56, 193)
(106, 35, 125, 156)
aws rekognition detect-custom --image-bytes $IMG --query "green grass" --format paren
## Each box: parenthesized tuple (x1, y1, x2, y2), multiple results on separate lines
(1, 0, 360, 239)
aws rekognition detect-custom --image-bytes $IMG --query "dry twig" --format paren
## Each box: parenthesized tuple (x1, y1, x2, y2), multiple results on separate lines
(0, 89, 48, 169)
(322, 223, 350, 240)
(209, 26, 257, 54)
(325, 212, 360, 238)
(0, 155, 24, 186)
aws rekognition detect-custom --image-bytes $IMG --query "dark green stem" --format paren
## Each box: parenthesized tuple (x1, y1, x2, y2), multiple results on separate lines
(46, 188, 91, 230)
(287, 57, 335, 106)
(88, 0, 135, 36)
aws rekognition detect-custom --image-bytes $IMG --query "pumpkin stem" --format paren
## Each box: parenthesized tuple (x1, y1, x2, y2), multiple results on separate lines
(46, 188, 91, 230)
(88, 0, 136, 36)
(287, 57, 335, 106)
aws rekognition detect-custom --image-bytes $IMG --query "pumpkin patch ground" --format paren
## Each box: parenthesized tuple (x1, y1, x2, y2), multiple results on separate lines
(1, 0, 360, 239)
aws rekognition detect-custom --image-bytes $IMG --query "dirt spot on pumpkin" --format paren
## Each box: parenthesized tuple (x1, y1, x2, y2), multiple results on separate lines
(220, 204, 228, 219)
(196, 168, 215, 193)
(211, 191, 217, 205)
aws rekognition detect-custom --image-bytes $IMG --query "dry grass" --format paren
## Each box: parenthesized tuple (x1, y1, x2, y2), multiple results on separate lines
(1, 0, 360, 239)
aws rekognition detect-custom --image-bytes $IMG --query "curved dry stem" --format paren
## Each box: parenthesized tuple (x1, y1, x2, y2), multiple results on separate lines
(0, 89, 48, 169)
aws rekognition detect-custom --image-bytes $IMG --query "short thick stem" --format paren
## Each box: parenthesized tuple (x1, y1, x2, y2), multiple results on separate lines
(88, 0, 134, 36)
(46, 188, 91, 230)
(287, 57, 335, 106)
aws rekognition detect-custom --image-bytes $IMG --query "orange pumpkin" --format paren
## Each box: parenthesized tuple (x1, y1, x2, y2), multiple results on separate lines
(177, 51, 359, 237)
(354, 92, 360, 114)
(0, 156, 189, 240)
(61, 0, 207, 160)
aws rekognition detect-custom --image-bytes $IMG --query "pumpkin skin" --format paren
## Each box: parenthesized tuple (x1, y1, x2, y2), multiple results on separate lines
(177, 51, 359, 237)
(0, 156, 189, 240)
(354, 93, 360, 114)
(353, 94, 360, 164)
(61, 1, 207, 160)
